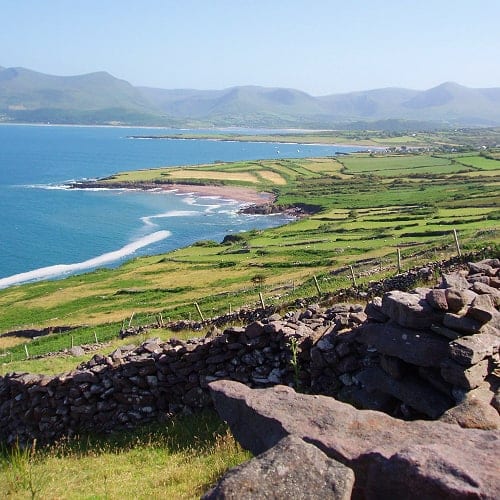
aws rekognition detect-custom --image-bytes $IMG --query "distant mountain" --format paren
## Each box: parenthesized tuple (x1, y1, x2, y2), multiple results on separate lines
(0, 67, 165, 125)
(1, 66, 499, 128)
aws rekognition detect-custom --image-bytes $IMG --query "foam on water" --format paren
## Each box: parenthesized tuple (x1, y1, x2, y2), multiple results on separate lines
(141, 211, 199, 226)
(0, 230, 171, 289)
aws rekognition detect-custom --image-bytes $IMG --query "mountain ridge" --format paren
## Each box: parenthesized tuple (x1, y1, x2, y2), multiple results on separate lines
(1, 66, 499, 128)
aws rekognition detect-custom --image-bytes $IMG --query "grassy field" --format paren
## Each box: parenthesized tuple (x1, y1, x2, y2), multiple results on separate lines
(0, 410, 250, 499)
(128, 127, 500, 149)
(0, 149, 498, 498)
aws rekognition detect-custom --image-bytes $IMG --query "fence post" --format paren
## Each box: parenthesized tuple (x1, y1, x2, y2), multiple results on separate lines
(259, 292, 265, 309)
(94, 331, 98, 344)
(194, 302, 205, 322)
(313, 275, 322, 296)
(128, 312, 135, 328)
(24, 345, 29, 359)
(397, 248, 402, 273)
(453, 229, 462, 257)
(349, 265, 357, 288)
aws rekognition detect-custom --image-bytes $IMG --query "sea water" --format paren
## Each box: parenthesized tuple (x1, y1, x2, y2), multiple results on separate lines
(0, 124, 363, 288)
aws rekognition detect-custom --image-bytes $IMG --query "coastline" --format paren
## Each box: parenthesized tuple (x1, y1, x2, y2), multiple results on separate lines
(70, 180, 276, 205)
(158, 183, 276, 205)
(1, 183, 282, 289)
(127, 134, 381, 148)
(69, 179, 314, 219)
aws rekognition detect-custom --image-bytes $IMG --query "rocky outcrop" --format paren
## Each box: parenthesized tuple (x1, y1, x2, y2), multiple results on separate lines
(350, 258, 499, 424)
(208, 380, 500, 499)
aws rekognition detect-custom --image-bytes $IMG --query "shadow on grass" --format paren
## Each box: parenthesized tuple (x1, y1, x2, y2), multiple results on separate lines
(0, 409, 229, 460)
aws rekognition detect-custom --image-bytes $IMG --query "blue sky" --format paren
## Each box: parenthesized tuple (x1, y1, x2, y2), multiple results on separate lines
(1, 0, 499, 95)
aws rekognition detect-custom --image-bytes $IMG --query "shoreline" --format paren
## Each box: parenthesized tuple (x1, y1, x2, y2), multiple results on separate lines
(0, 182, 290, 289)
(127, 134, 381, 148)
(70, 180, 276, 205)
(158, 183, 276, 205)
(69, 178, 314, 219)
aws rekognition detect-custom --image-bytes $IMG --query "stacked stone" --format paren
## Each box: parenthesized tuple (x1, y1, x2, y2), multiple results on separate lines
(351, 258, 499, 424)
(306, 304, 368, 395)
(0, 306, 363, 445)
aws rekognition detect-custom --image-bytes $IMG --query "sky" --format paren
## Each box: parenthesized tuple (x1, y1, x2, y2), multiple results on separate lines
(1, 0, 499, 96)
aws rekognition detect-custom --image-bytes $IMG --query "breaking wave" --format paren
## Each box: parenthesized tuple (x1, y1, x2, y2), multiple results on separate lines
(0, 230, 171, 289)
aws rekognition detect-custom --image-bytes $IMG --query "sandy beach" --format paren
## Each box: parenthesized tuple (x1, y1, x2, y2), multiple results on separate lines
(159, 183, 275, 204)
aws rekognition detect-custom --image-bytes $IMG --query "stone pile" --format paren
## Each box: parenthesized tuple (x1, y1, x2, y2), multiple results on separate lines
(351, 258, 499, 425)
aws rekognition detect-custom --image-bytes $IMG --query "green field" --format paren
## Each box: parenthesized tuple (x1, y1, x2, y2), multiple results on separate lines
(129, 127, 500, 149)
(454, 155, 500, 170)
(0, 410, 250, 499)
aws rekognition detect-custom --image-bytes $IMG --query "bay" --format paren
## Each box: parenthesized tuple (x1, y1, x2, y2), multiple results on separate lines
(0, 124, 362, 287)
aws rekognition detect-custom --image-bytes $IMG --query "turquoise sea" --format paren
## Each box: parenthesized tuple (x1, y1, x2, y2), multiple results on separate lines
(0, 125, 363, 288)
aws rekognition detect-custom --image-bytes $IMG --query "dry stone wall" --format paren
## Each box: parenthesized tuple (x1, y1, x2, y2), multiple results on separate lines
(0, 259, 498, 445)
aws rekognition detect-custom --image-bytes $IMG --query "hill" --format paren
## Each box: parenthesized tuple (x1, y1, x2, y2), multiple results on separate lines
(1, 65, 500, 128)
(0, 67, 166, 125)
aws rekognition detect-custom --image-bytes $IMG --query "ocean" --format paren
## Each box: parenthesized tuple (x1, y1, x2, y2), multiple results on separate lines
(0, 124, 363, 288)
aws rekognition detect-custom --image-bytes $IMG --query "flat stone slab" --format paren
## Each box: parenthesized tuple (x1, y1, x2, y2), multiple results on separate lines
(209, 380, 500, 499)
(448, 333, 499, 366)
(203, 435, 354, 500)
(357, 322, 449, 368)
(440, 273, 470, 290)
(441, 358, 490, 390)
(443, 313, 483, 335)
(440, 386, 500, 430)
(381, 290, 442, 329)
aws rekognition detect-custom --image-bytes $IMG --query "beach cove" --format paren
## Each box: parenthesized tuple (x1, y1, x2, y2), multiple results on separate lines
(0, 124, 364, 287)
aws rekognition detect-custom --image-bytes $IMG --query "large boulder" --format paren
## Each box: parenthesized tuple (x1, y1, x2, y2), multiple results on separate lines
(203, 435, 354, 500)
(209, 380, 499, 499)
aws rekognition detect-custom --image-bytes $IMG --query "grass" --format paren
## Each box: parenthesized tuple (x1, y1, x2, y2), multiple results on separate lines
(0, 410, 250, 499)
(129, 127, 500, 149)
(454, 155, 500, 170)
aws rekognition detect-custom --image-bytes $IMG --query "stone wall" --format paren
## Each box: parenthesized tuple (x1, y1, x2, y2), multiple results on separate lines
(0, 305, 367, 445)
(0, 259, 498, 445)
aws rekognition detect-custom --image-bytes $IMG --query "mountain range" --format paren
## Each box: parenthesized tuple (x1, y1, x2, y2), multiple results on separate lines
(1, 66, 499, 129)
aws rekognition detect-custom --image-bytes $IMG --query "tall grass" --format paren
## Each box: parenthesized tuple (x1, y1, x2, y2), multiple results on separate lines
(0, 410, 250, 499)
